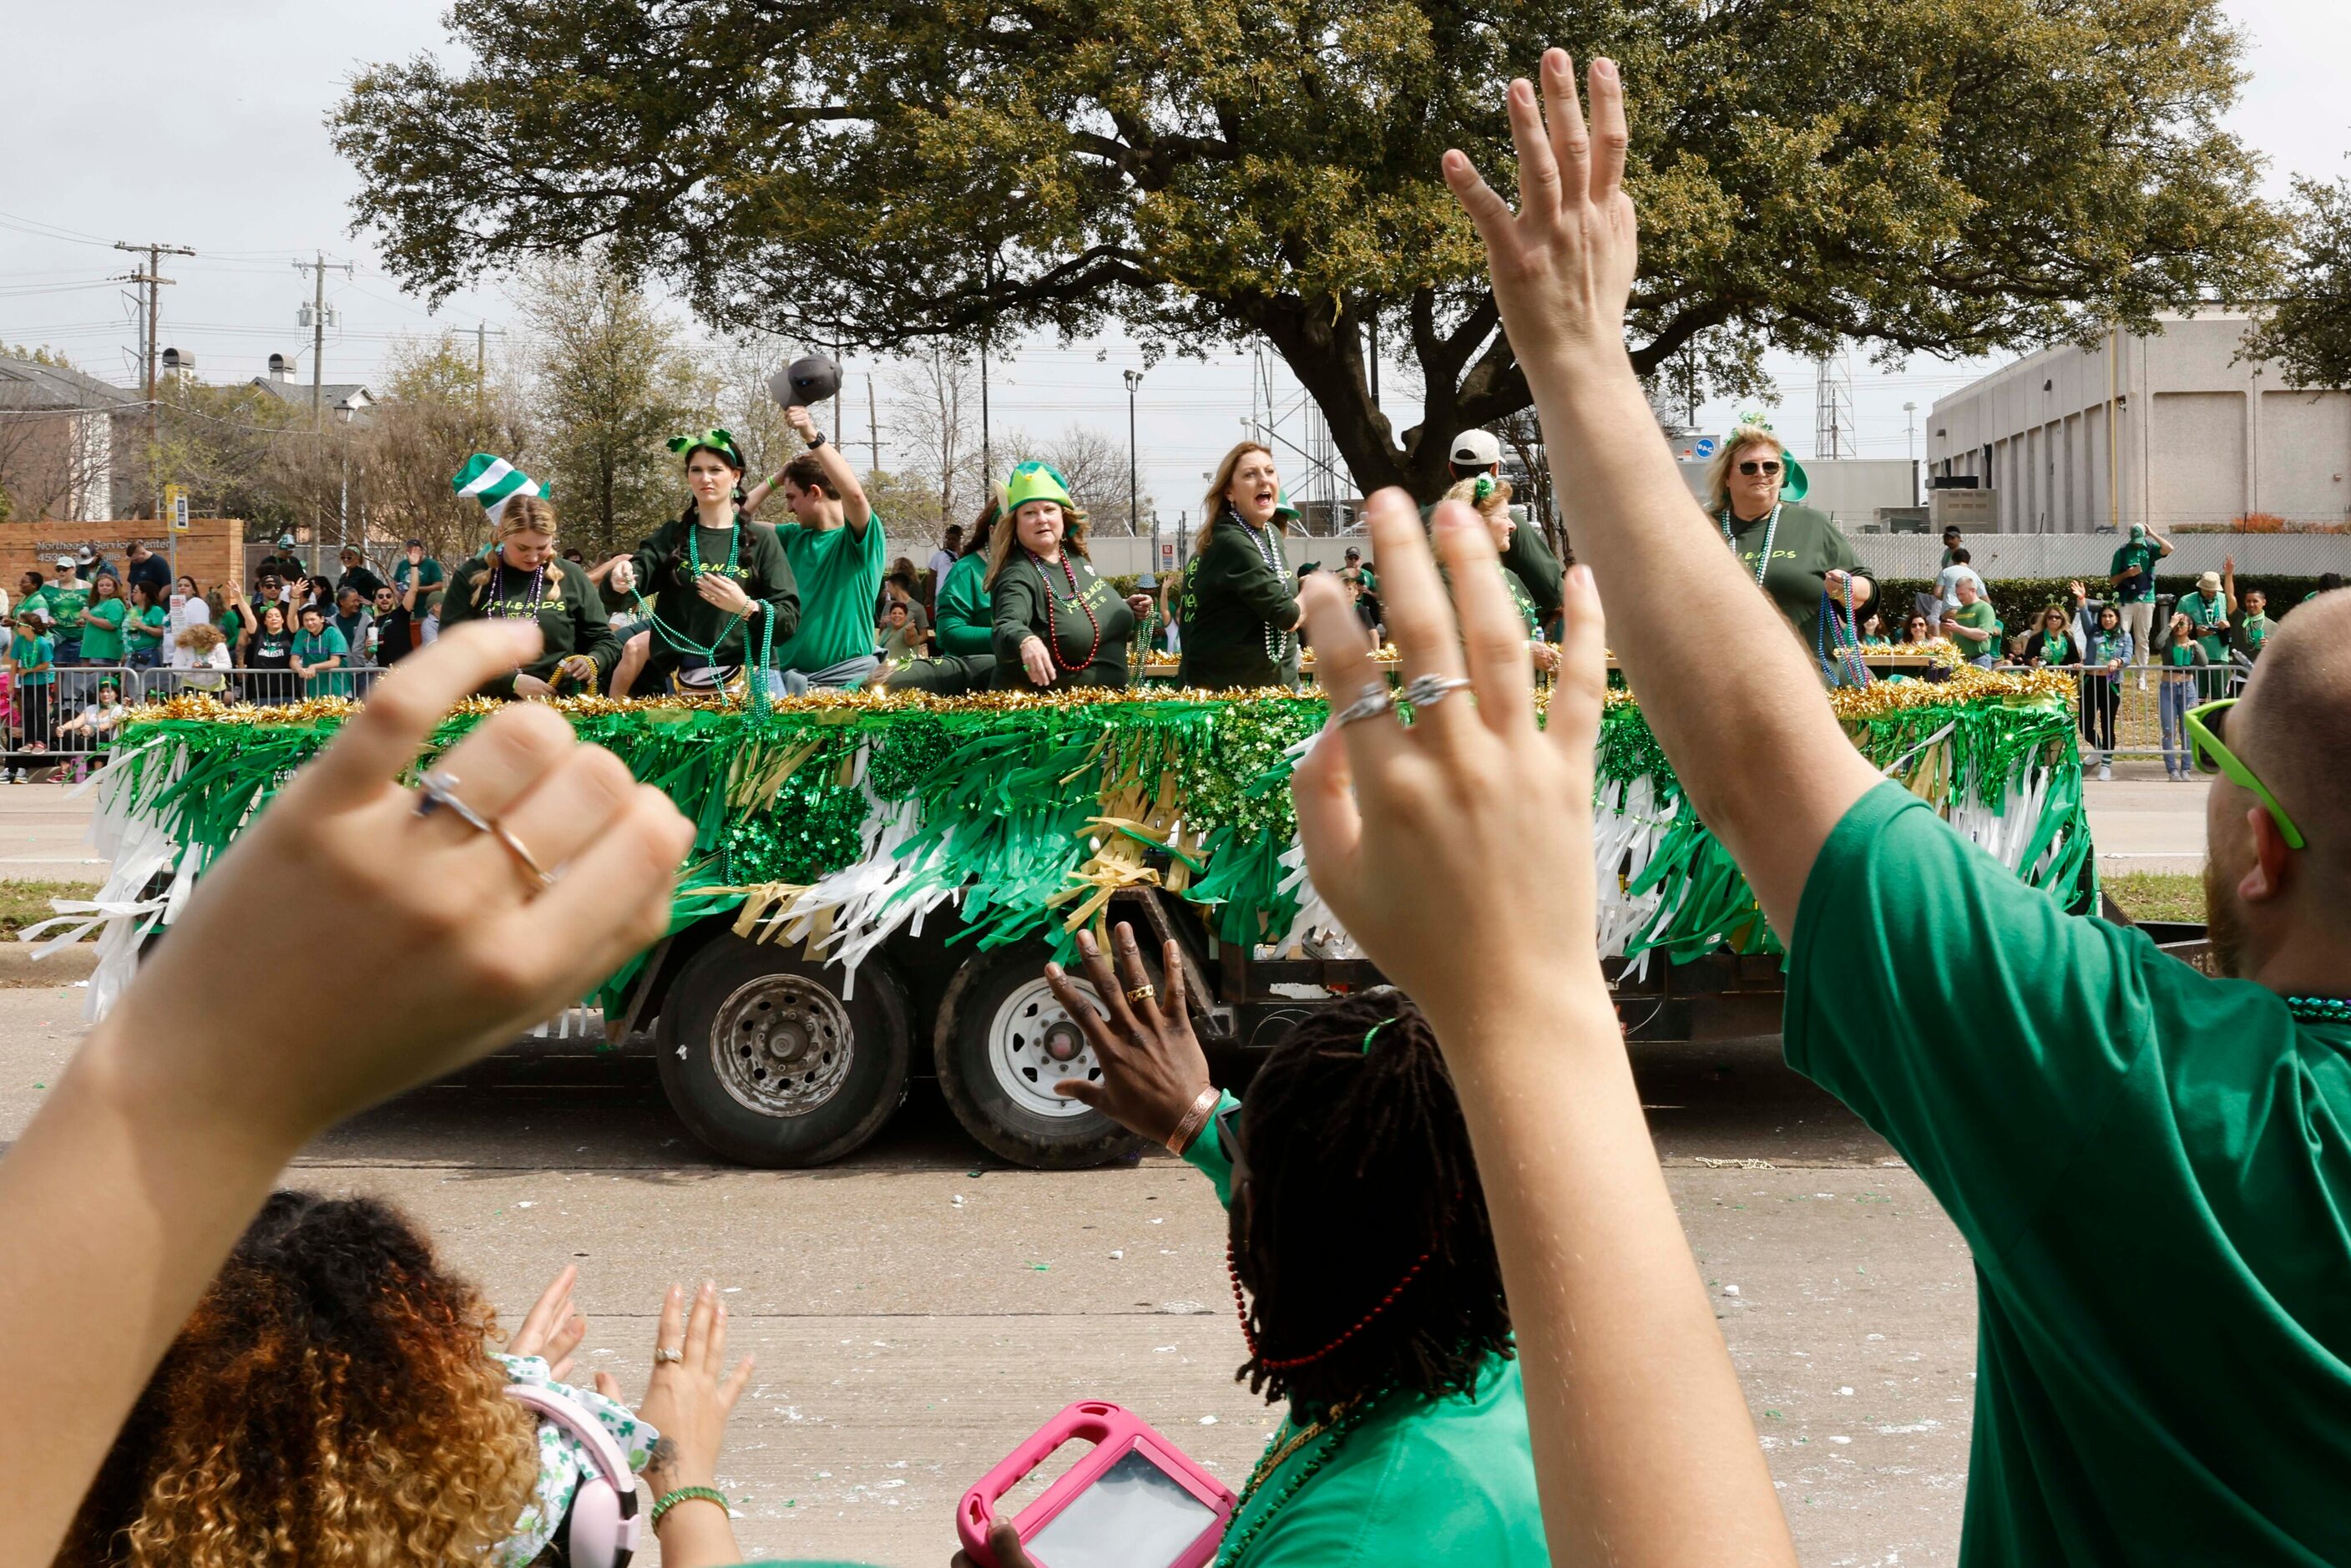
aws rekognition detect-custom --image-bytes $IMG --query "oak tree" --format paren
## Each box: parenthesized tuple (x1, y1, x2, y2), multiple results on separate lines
(338, 0, 2283, 498)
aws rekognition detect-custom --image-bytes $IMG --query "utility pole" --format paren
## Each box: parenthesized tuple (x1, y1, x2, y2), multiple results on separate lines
(867, 374, 882, 474)
(292, 253, 354, 431)
(114, 239, 195, 574)
(1124, 369, 1144, 537)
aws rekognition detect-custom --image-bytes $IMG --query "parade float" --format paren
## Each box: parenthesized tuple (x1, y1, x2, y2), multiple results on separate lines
(46, 665, 2092, 1169)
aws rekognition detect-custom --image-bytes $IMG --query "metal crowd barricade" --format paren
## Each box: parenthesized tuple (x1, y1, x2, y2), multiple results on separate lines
(140, 665, 387, 706)
(2040, 660, 2242, 765)
(3, 663, 138, 781)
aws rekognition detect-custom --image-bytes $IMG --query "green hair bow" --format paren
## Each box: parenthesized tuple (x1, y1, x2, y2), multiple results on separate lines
(668, 428, 744, 466)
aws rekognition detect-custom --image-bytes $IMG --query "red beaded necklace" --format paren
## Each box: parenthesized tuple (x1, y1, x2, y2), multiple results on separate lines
(1025, 546, 1101, 673)
(1228, 1239, 1432, 1370)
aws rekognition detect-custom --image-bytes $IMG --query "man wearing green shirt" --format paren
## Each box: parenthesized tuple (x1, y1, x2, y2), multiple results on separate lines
(1940, 575, 2003, 665)
(2106, 521, 2171, 682)
(2181, 569, 2232, 699)
(1485, 170, 2351, 1562)
(749, 405, 885, 690)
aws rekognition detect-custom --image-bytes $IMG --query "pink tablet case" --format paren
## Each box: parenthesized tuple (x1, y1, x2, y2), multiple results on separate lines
(958, 1400, 1237, 1568)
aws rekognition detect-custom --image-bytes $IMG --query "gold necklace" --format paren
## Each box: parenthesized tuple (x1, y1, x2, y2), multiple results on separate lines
(1244, 1393, 1363, 1494)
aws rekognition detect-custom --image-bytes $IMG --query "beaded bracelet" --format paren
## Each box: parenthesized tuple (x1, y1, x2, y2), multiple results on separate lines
(650, 1485, 729, 1527)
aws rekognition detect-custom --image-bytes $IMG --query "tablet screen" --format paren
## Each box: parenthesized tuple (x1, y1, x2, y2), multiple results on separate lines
(1024, 1446, 1218, 1568)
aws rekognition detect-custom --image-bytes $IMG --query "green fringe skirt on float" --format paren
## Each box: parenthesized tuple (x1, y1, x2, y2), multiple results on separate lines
(37, 670, 2097, 1021)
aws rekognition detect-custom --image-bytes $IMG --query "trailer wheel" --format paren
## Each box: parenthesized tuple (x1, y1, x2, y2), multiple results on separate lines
(655, 934, 911, 1167)
(936, 941, 1145, 1169)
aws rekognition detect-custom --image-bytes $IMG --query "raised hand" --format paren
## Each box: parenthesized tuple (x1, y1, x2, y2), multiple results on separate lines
(639, 1281, 756, 1497)
(508, 1262, 589, 1382)
(110, 620, 692, 1151)
(1040, 923, 1211, 1145)
(1289, 489, 1605, 1036)
(785, 403, 819, 443)
(1440, 50, 1637, 370)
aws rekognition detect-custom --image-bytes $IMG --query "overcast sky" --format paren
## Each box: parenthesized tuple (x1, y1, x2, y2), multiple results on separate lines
(3, 0, 2343, 521)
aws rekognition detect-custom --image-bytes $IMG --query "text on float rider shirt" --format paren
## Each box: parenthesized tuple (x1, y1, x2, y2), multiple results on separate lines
(1720, 502, 1863, 662)
(989, 549, 1135, 690)
(439, 554, 624, 696)
(1177, 517, 1302, 690)
(620, 516, 801, 670)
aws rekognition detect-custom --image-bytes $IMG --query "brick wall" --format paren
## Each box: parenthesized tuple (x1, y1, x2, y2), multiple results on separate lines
(0, 518, 246, 597)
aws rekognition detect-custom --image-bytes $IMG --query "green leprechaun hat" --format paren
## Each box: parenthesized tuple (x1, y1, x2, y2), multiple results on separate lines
(451, 453, 549, 524)
(1002, 459, 1076, 516)
(1729, 413, 1807, 502)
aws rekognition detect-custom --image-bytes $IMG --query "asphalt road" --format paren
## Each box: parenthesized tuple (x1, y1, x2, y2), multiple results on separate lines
(0, 771, 2210, 1566)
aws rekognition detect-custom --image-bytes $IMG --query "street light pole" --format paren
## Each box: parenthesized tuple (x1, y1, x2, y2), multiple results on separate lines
(1124, 369, 1143, 538)
(1903, 400, 1919, 506)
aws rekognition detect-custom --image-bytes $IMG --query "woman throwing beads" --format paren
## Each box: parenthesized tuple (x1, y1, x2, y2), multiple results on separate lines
(602, 431, 801, 695)
(1177, 443, 1305, 690)
(988, 463, 1152, 691)
(1703, 421, 1870, 678)
(439, 493, 623, 699)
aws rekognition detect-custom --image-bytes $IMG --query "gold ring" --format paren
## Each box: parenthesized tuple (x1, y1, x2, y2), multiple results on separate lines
(1125, 984, 1156, 1004)
(493, 822, 557, 892)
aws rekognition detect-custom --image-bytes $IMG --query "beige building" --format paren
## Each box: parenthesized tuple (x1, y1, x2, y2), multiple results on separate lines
(1926, 314, 2351, 533)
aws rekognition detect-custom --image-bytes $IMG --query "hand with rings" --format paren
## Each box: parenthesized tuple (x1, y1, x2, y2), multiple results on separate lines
(636, 1281, 756, 1506)
(1287, 488, 1610, 1044)
(1039, 924, 1214, 1151)
(99, 619, 695, 1154)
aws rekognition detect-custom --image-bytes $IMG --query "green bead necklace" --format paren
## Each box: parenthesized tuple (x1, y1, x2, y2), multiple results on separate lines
(1214, 1392, 1383, 1568)
(631, 516, 758, 665)
(2287, 996, 2351, 1025)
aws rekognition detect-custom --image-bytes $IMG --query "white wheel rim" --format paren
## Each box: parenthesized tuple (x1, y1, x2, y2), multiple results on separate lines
(987, 975, 1105, 1119)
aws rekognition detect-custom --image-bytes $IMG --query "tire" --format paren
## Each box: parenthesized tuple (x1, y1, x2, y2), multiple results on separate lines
(655, 933, 913, 1167)
(935, 940, 1147, 1169)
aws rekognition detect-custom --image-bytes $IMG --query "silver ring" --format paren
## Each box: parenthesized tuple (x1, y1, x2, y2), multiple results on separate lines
(1403, 674, 1474, 710)
(654, 1346, 684, 1364)
(1332, 682, 1394, 727)
(415, 770, 494, 835)
(494, 823, 558, 892)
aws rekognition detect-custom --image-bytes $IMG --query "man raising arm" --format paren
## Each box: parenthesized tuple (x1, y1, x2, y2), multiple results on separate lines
(1448, 50, 2351, 1565)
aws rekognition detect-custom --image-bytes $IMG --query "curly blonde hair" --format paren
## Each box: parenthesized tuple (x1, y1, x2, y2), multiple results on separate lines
(1440, 474, 1514, 523)
(61, 1192, 539, 1568)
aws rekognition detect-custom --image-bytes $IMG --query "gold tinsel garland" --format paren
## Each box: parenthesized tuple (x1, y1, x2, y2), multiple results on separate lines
(122, 663, 2073, 731)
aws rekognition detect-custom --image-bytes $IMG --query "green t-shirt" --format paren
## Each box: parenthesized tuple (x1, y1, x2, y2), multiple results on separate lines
(1949, 599, 2002, 659)
(125, 604, 169, 653)
(79, 597, 129, 662)
(1787, 783, 2351, 1565)
(774, 513, 887, 673)
(12, 634, 54, 685)
(2181, 591, 2229, 661)
(1183, 1097, 1548, 1567)
(293, 625, 351, 694)
(392, 555, 446, 593)
(42, 583, 90, 642)
(2108, 540, 2159, 602)
(1718, 503, 1861, 667)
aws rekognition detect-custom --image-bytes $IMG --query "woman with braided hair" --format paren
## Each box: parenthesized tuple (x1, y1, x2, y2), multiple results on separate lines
(1003, 924, 1543, 1568)
(439, 495, 623, 699)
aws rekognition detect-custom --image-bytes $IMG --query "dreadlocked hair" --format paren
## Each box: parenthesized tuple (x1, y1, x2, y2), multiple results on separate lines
(58, 1191, 538, 1568)
(1231, 990, 1510, 1412)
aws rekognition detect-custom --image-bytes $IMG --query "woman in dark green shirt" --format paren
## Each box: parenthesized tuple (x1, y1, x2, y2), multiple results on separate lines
(886, 502, 1001, 695)
(439, 495, 624, 699)
(987, 463, 1150, 691)
(605, 434, 801, 695)
(1703, 425, 1871, 680)
(1177, 442, 1304, 690)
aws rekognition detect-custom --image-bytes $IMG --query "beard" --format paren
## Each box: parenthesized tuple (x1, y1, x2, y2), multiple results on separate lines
(2202, 857, 2244, 978)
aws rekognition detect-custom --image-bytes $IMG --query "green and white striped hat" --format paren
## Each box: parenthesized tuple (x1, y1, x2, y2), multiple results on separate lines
(450, 453, 547, 524)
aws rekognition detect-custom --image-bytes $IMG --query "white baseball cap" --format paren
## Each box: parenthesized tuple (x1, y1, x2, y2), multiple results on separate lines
(1449, 429, 1504, 468)
(53, 554, 73, 569)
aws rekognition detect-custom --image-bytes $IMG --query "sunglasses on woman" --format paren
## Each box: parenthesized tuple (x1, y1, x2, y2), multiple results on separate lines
(1737, 460, 1782, 477)
(2184, 698, 2304, 849)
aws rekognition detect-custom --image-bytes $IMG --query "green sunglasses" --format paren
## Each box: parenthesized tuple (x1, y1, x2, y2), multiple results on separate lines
(2183, 698, 2305, 850)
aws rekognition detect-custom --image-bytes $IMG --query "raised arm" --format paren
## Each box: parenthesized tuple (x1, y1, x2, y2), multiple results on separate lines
(1441, 53, 1876, 938)
(785, 405, 870, 533)
(2223, 554, 2240, 615)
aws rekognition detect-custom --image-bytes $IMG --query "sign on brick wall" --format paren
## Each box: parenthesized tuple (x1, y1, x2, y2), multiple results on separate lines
(0, 518, 245, 596)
